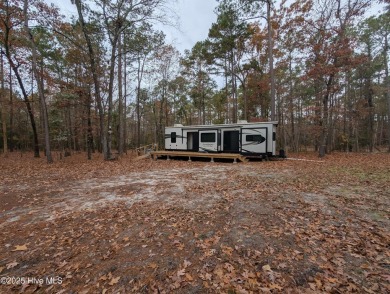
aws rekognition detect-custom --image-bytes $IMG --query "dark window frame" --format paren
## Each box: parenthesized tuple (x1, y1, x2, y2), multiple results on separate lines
(201, 132, 216, 143)
(171, 132, 177, 143)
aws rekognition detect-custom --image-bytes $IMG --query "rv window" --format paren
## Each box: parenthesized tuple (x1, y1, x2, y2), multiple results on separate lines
(201, 132, 216, 142)
(246, 134, 265, 143)
(171, 132, 177, 143)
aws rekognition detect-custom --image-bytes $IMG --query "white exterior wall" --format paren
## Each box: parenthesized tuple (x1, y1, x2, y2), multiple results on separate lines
(165, 127, 187, 150)
(241, 126, 268, 154)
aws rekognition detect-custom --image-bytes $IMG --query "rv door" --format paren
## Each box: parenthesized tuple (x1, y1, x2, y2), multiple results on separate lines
(199, 130, 219, 152)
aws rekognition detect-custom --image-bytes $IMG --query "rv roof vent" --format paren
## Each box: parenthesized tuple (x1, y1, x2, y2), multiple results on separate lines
(237, 120, 248, 124)
(174, 124, 183, 127)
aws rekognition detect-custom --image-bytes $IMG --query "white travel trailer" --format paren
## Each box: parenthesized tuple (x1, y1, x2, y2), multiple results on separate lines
(165, 121, 278, 157)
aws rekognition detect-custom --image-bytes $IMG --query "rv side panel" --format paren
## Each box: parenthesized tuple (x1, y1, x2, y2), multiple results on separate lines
(199, 129, 220, 152)
(241, 126, 268, 155)
(165, 127, 187, 150)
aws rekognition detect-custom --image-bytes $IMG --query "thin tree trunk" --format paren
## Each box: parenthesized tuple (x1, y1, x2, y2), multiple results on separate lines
(379, 115, 384, 146)
(267, 0, 276, 121)
(232, 69, 238, 123)
(24, 0, 53, 163)
(1, 49, 39, 158)
(136, 56, 146, 148)
(225, 56, 229, 123)
(8, 64, 13, 152)
(123, 44, 128, 154)
(288, 52, 295, 151)
(1, 1, 39, 157)
(384, 34, 390, 152)
(230, 51, 237, 123)
(243, 84, 247, 121)
(118, 34, 124, 155)
(343, 72, 350, 152)
(87, 87, 93, 160)
(366, 41, 374, 152)
(1, 50, 7, 155)
(319, 74, 334, 157)
(74, 0, 108, 160)
(314, 80, 321, 152)
(106, 38, 120, 159)
(159, 86, 167, 147)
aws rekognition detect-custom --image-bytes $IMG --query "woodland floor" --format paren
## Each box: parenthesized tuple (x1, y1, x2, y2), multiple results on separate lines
(0, 151, 389, 294)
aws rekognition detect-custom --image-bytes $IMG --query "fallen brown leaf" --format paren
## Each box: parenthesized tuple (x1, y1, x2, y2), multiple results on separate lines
(12, 244, 27, 251)
(108, 276, 120, 286)
(262, 264, 271, 271)
(6, 261, 19, 269)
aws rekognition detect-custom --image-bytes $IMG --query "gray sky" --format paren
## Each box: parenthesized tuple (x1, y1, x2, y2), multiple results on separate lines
(48, 0, 218, 53)
(165, 0, 218, 53)
(47, 0, 385, 55)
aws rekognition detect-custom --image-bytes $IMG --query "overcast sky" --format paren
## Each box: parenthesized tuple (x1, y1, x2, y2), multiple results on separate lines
(48, 0, 218, 54)
(165, 0, 218, 53)
(48, 0, 385, 54)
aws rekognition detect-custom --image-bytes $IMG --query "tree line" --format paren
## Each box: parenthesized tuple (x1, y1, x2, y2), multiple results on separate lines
(0, 0, 389, 162)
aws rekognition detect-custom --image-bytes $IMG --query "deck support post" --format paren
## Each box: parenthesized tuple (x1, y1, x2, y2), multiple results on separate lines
(188, 156, 191, 162)
(167, 155, 170, 161)
(210, 158, 214, 163)
(233, 158, 237, 164)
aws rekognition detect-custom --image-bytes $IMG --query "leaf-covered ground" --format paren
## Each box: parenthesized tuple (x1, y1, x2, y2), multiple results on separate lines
(0, 152, 389, 293)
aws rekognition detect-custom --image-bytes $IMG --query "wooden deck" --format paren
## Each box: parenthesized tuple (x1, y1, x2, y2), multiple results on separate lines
(150, 150, 248, 163)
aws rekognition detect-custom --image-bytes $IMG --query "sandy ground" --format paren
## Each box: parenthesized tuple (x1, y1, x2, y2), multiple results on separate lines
(0, 152, 389, 293)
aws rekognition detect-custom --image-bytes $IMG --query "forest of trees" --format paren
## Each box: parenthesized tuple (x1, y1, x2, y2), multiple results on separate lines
(0, 0, 389, 162)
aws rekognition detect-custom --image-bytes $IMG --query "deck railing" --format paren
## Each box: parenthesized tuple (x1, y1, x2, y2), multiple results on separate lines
(136, 144, 158, 156)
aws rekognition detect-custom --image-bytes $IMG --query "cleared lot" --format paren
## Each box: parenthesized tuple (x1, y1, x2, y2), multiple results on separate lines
(0, 152, 389, 293)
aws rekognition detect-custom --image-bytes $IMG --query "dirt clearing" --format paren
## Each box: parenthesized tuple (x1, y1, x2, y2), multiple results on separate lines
(0, 152, 389, 293)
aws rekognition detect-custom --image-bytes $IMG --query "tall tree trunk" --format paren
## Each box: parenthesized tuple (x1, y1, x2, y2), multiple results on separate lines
(319, 74, 334, 157)
(118, 34, 124, 155)
(233, 71, 238, 123)
(159, 86, 166, 147)
(2, 48, 39, 158)
(314, 79, 322, 152)
(107, 37, 120, 159)
(87, 87, 93, 160)
(243, 84, 248, 121)
(1, 1, 39, 157)
(1, 50, 7, 155)
(366, 41, 374, 152)
(267, 0, 276, 121)
(136, 56, 145, 148)
(288, 52, 295, 151)
(123, 45, 128, 154)
(74, 0, 108, 160)
(225, 56, 229, 123)
(24, 0, 52, 163)
(230, 51, 237, 123)
(384, 34, 390, 152)
(344, 71, 350, 152)
(8, 64, 13, 152)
